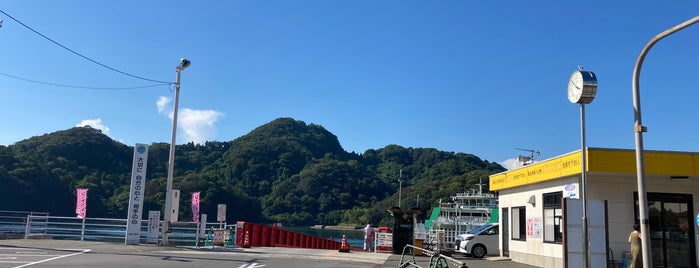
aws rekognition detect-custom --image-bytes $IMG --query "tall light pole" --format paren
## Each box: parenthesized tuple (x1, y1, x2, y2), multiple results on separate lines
(632, 16, 699, 268)
(160, 58, 191, 246)
(567, 67, 597, 268)
(398, 169, 403, 209)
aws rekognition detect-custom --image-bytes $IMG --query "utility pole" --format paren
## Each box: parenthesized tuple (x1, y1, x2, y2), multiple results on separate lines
(398, 169, 403, 209)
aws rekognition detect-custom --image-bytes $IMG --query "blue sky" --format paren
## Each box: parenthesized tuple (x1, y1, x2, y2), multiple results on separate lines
(1, 1, 697, 168)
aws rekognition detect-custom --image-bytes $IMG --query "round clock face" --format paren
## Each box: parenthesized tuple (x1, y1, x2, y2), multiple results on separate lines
(567, 70, 597, 104)
(567, 71, 583, 103)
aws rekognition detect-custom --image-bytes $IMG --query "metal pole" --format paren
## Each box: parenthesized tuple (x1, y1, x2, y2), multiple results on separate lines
(161, 60, 188, 246)
(398, 169, 403, 208)
(632, 15, 699, 268)
(580, 104, 590, 268)
(80, 217, 86, 242)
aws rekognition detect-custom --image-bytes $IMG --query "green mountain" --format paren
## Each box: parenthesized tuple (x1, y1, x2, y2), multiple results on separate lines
(0, 117, 505, 226)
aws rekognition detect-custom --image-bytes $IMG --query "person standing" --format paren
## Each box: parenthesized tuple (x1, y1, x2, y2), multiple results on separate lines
(364, 222, 375, 252)
(628, 223, 642, 268)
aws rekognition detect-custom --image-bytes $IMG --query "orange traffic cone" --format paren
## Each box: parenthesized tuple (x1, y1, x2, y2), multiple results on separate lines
(338, 234, 350, 252)
(242, 230, 251, 248)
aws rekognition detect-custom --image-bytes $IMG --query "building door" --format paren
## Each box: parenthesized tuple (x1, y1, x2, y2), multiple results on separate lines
(635, 192, 695, 268)
(501, 207, 509, 257)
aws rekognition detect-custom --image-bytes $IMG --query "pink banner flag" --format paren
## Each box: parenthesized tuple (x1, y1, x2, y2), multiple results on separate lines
(76, 188, 88, 218)
(192, 192, 200, 222)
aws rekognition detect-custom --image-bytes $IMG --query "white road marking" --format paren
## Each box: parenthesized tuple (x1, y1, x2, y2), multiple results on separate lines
(0, 254, 60, 257)
(237, 263, 266, 268)
(12, 249, 90, 268)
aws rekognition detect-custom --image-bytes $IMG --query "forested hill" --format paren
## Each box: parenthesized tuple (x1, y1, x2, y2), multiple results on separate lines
(0, 117, 505, 226)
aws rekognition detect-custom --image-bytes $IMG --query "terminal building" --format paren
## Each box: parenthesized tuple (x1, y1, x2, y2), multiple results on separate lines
(490, 147, 699, 267)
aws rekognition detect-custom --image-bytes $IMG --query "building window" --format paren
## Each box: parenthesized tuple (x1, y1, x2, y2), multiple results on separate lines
(543, 192, 563, 243)
(512, 206, 526, 241)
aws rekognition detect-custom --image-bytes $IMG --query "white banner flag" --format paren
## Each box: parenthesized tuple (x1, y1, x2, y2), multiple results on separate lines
(192, 192, 200, 223)
(76, 188, 87, 218)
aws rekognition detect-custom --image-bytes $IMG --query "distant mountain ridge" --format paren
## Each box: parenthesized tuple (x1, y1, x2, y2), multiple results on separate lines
(0, 117, 505, 226)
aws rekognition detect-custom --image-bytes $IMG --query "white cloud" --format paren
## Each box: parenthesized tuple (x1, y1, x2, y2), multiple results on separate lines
(156, 96, 223, 145)
(179, 108, 223, 144)
(157, 96, 171, 114)
(76, 118, 110, 135)
(500, 158, 527, 170)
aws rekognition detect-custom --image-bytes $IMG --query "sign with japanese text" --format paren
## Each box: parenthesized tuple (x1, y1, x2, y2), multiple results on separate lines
(125, 143, 149, 245)
(526, 217, 542, 238)
(147, 211, 160, 244)
(217, 204, 227, 222)
(198, 214, 207, 239)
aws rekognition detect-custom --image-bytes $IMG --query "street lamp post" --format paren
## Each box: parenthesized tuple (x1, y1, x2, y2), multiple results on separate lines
(632, 16, 699, 268)
(160, 58, 190, 246)
(398, 169, 403, 209)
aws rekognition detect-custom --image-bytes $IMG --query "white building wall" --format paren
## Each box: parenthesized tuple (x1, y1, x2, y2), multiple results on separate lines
(587, 174, 636, 262)
(500, 171, 699, 266)
(499, 177, 578, 267)
(589, 173, 699, 263)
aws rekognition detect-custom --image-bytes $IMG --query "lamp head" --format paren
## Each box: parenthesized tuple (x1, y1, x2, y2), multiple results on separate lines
(178, 58, 191, 70)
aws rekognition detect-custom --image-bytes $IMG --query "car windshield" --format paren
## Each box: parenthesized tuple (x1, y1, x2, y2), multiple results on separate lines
(467, 224, 494, 235)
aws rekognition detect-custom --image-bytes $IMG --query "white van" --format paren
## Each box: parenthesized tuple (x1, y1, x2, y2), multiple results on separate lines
(454, 223, 499, 258)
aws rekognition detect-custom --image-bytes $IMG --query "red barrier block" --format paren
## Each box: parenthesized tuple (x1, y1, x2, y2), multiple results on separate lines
(252, 224, 262, 246)
(271, 225, 279, 246)
(278, 230, 286, 246)
(261, 225, 271, 247)
(235, 221, 246, 246)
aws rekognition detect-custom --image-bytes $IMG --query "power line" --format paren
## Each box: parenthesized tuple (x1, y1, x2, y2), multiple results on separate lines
(0, 9, 173, 85)
(0, 72, 167, 90)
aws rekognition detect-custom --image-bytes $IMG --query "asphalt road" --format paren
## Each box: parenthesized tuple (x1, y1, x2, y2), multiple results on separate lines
(0, 239, 387, 268)
(0, 239, 538, 268)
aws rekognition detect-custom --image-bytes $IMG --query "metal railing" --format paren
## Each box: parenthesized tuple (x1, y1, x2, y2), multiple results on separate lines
(399, 244, 467, 268)
(22, 214, 226, 246)
(0, 210, 48, 236)
(424, 229, 459, 252)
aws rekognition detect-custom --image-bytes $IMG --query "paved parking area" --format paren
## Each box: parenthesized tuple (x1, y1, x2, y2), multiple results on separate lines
(0, 246, 90, 268)
(381, 253, 539, 268)
(0, 239, 538, 268)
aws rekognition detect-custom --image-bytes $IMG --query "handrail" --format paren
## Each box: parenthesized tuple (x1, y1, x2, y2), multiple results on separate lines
(23, 215, 218, 246)
(0, 210, 48, 233)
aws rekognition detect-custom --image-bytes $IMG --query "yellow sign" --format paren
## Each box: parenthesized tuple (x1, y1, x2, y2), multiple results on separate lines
(490, 151, 582, 191)
(490, 148, 699, 191)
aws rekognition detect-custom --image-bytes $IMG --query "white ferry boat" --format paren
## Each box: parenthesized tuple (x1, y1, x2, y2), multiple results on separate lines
(421, 188, 498, 251)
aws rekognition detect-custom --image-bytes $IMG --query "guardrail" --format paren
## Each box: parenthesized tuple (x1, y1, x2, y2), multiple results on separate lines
(399, 244, 468, 268)
(22, 214, 225, 246)
(0, 210, 48, 239)
(10, 212, 340, 251)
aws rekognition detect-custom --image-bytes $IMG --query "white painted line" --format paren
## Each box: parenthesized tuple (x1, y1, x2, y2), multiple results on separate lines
(0, 254, 61, 257)
(12, 249, 90, 268)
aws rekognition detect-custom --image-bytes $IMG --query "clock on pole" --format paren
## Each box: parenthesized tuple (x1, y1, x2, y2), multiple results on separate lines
(567, 67, 598, 104)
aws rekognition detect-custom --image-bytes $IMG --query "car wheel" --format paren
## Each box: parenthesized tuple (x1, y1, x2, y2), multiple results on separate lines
(472, 244, 486, 258)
